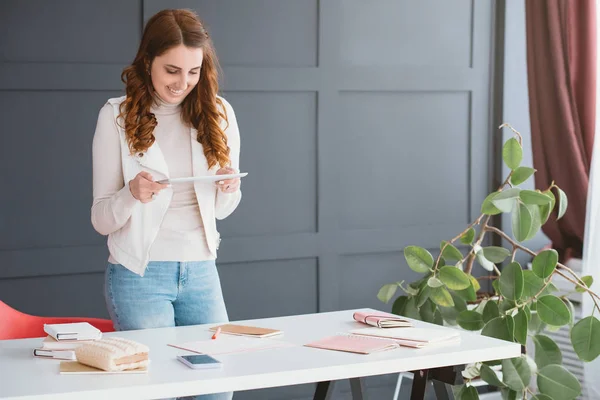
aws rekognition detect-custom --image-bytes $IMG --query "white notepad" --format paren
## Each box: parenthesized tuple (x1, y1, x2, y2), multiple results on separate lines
(156, 172, 248, 184)
(349, 327, 460, 347)
(169, 335, 294, 355)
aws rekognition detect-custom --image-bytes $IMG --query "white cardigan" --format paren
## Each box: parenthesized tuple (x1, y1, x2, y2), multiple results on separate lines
(91, 95, 242, 276)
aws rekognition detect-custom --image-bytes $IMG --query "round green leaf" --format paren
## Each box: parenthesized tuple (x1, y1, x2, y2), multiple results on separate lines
(481, 192, 503, 215)
(482, 246, 511, 263)
(532, 334, 562, 369)
(476, 250, 496, 272)
(512, 201, 532, 242)
(532, 249, 558, 280)
(575, 275, 593, 293)
(513, 309, 528, 345)
(440, 241, 463, 261)
(479, 364, 505, 388)
(501, 388, 520, 400)
(492, 188, 522, 213)
(404, 246, 434, 273)
(419, 299, 436, 323)
(502, 356, 531, 392)
(377, 283, 398, 304)
(457, 310, 484, 331)
(403, 297, 420, 320)
(530, 394, 554, 400)
(537, 295, 571, 327)
(556, 187, 568, 220)
(427, 276, 444, 288)
(571, 316, 600, 362)
(510, 166, 536, 186)
(416, 285, 430, 307)
(499, 262, 524, 301)
(522, 270, 546, 301)
(438, 266, 471, 290)
(483, 300, 500, 323)
(503, 137, 523, 170)
(525, 203, 542, 241)
(539, 190, 556, 224)
(461, 228, 475, 245)
(392, 295, 408, 316)
(429, 286, 454, 307)
(455, 384, 479, 400)
(455, 280, 477, 302)
(482, 316, 513, 342)
(528, 312, 546, 334)
(537, 365, 581, 400)
(520, 190, 553, 205)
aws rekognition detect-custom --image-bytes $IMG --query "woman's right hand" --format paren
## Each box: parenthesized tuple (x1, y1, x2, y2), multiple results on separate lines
(129, 171, 168, 203)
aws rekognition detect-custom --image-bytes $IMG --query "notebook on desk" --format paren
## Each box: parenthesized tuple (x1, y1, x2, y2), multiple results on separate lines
(352, 311, 413, 328)
(304, 334, 400, 355)
(349, 327, 461, 348)
(208, 324, 282, 338)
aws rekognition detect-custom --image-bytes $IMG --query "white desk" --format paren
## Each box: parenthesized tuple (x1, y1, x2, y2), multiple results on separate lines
(0, 308, 520, 400)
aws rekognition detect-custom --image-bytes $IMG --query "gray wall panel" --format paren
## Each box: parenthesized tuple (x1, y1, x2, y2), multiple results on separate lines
(337, 91, 470, 230)
(218, 91, 318, 237)
(0, 91, 120, 250)
(143, 0, 318, 67)
(0, 1, 141, 63)
(219, 258, 318, 321)
(339, 0, 474, 67)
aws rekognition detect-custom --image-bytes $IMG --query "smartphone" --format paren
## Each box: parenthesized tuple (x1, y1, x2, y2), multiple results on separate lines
(177, 354, 223, 370)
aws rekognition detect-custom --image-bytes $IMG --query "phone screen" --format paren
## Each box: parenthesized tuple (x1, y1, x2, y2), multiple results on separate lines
(179, 354, 221, 366)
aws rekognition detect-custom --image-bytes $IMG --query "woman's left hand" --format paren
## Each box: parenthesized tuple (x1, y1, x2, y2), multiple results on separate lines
(216, 167, 241, 193)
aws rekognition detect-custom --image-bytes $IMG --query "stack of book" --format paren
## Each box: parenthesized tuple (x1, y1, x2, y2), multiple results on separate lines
(33, 322, 103, 360)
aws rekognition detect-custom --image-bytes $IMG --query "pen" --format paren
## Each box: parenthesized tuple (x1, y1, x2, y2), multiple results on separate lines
(212, 327, 221, 340)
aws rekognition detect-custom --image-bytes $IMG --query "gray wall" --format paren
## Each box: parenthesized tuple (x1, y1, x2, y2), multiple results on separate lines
(0, 1, 498, 398)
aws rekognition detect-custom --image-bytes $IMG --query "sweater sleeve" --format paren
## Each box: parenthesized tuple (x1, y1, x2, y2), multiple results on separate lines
(215, 97, 242, 220)
(91, 103, 139, 235)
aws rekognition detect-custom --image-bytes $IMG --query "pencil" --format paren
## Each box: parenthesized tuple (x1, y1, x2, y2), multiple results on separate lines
(212, 327, 222, 340)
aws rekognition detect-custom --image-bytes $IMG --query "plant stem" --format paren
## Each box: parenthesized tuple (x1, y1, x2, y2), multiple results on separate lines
(485, 225, 600, 311)
(435, 215, 485, 271)
(500, 123, 523, 146)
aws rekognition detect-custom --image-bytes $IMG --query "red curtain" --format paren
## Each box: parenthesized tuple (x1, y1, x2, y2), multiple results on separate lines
(525, 0, 596, 260)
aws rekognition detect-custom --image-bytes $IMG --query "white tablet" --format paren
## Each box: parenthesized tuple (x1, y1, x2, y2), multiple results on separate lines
(156, 172, 248, 184)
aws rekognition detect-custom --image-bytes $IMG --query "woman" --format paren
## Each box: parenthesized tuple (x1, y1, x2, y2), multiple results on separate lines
(91, 9, 240, 399)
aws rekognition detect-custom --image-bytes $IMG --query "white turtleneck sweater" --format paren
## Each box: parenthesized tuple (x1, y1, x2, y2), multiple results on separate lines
(92, 96, 216, 262)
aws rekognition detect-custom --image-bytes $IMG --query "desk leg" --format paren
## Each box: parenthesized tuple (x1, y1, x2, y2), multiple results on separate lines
(349, 377, 367, 400)
(410, 365, 464, 400)
(313, 381, 335, 400)
(313, 378, 367, 400)
(410, 369, 430, 400)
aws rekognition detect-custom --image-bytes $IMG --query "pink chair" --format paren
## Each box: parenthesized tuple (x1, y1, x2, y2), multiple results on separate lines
(0, 300, 114, 340)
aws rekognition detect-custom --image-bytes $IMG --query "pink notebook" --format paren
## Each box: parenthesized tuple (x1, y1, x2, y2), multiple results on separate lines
(304, 335, 400, 354)
(353, 311, 413, 328)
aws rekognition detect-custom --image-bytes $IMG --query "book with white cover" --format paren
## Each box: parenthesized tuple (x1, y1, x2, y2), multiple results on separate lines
(40, 335, 96, 350)
(33, 348, 76, 360)
(349, 327, 460, 345)
(43, 322, 102, 341)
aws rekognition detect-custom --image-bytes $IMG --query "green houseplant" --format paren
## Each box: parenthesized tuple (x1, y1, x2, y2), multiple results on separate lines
(378, 124, 600, 400)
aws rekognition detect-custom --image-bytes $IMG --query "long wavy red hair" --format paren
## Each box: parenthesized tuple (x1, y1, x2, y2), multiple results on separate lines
(118, 9, 230, 169)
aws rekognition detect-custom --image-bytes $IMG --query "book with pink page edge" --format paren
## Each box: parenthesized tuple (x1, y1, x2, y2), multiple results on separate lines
(352, 311, 413, 328)
(304, 334, 400, 355)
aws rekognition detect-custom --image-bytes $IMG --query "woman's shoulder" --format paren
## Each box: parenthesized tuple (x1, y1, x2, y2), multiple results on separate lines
(216, 95, 234, 114)
(106, 95, 127, 107)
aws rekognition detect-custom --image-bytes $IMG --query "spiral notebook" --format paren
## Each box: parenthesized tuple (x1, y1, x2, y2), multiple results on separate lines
(304, 334, 400, 355)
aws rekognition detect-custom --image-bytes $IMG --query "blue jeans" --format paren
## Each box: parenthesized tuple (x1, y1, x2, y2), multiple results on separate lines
(104, 261, 233, 400)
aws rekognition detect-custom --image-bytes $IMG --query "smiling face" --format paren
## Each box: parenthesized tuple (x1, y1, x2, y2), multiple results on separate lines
(149, 44, 204, 104)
